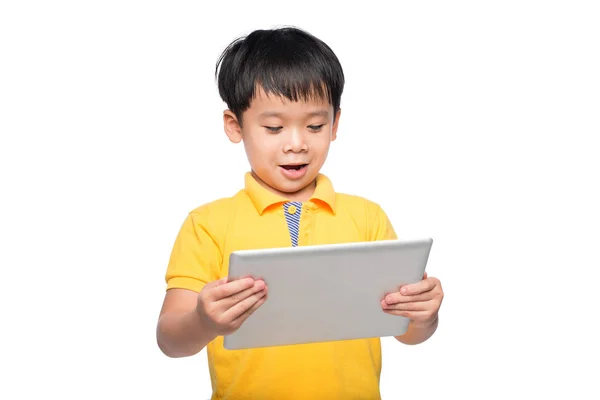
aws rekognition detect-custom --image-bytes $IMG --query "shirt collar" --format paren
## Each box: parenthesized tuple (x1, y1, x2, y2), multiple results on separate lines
(244, 172, 336, 215)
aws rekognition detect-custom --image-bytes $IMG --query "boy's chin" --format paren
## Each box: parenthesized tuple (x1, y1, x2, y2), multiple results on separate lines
(252, 168, 318, 198)
(273, 175, 317, 197)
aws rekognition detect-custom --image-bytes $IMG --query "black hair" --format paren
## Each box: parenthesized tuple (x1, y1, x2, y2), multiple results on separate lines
(215, 27, 344, 125)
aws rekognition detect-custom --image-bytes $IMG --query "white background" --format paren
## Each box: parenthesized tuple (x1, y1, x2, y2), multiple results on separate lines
(1, 1, 599, 399)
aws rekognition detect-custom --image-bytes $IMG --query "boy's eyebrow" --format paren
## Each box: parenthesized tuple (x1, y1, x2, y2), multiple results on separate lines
(259, 110, 330, 118)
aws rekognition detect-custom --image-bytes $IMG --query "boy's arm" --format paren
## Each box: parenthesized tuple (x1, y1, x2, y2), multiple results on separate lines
(156, 288, 216, 358)
(394, 315, 439, 345)
(157, 210, 221, 357)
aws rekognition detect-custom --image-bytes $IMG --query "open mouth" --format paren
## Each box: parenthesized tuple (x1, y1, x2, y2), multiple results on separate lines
(280, 164, 308, 171)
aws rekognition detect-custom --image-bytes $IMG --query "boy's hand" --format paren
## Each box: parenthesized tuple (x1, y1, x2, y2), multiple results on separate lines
(381, 272, 443, 327)
(196, 277, 268, 336)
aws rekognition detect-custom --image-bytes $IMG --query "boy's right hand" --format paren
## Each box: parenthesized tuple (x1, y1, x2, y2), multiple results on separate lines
(196, 277, 268, 336)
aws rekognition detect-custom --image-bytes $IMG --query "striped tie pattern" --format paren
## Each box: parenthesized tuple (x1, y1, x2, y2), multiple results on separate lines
(283, 202, 303, 247)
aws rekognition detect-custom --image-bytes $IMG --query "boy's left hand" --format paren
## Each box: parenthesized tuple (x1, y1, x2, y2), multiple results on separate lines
(381, 272, 444, 327)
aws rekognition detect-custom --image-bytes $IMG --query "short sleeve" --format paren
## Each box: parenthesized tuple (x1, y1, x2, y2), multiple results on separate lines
(164, 210, 223, 292)
(369, 205, 398, 241)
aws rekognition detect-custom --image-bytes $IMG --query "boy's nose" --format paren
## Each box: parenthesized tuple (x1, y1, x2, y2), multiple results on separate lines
(284, 129, 308, 153)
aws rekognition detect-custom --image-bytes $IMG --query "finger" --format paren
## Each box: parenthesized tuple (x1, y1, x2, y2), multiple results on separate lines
(399, 278, 437, 296)
(423, 271, 428, 279)
(231, 292, 268, 326)
(202, 277, 228, 290)
(382, 299, 431, 312)
(383, 291, 433, 305)
(222, 287, 268, 321)
(382, 309, 432, 320)
(219, 280, 266, 308)
(209, 277, 256, 301)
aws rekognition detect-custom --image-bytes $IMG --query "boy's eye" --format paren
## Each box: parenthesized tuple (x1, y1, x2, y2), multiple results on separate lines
(308, 124, 325, 131)
(265, 126, 283, 133)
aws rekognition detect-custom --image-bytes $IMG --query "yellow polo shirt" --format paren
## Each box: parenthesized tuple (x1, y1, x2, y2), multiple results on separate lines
(165, 172, 397, 400)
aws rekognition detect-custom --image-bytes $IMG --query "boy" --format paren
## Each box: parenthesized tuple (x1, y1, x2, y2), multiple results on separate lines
(157, 27, 444, 400)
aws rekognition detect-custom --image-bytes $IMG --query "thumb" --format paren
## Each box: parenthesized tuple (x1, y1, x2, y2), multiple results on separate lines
(423, 271, 428, 280)
(204, 277, 228, 289)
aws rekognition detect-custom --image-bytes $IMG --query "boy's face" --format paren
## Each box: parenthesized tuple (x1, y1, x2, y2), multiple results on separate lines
(224, 86, 340, 202)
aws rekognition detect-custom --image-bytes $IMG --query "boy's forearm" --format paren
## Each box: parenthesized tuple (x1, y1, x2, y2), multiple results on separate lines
(395, 316, 439, 345)
(157, 310, 217, 358)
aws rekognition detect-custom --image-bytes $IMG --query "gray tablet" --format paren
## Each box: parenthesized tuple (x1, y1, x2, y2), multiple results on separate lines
(223, 238, 433, 350)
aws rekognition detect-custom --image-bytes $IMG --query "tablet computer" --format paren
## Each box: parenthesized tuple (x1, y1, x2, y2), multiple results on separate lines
(223, 238, 433, 350)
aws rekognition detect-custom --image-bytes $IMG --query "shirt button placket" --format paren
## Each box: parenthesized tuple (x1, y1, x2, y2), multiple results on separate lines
(303, 206, 311, 244)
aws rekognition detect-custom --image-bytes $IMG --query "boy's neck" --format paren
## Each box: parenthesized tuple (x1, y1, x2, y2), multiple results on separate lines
(250, 170, 316, 203)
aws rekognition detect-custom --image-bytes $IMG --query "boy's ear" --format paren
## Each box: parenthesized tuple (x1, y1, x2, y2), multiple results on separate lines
(331, 108, 341, 141)
(223, 110, 242, 143)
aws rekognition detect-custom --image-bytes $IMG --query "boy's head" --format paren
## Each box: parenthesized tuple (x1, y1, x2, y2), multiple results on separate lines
(215, 27, 345, 202)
